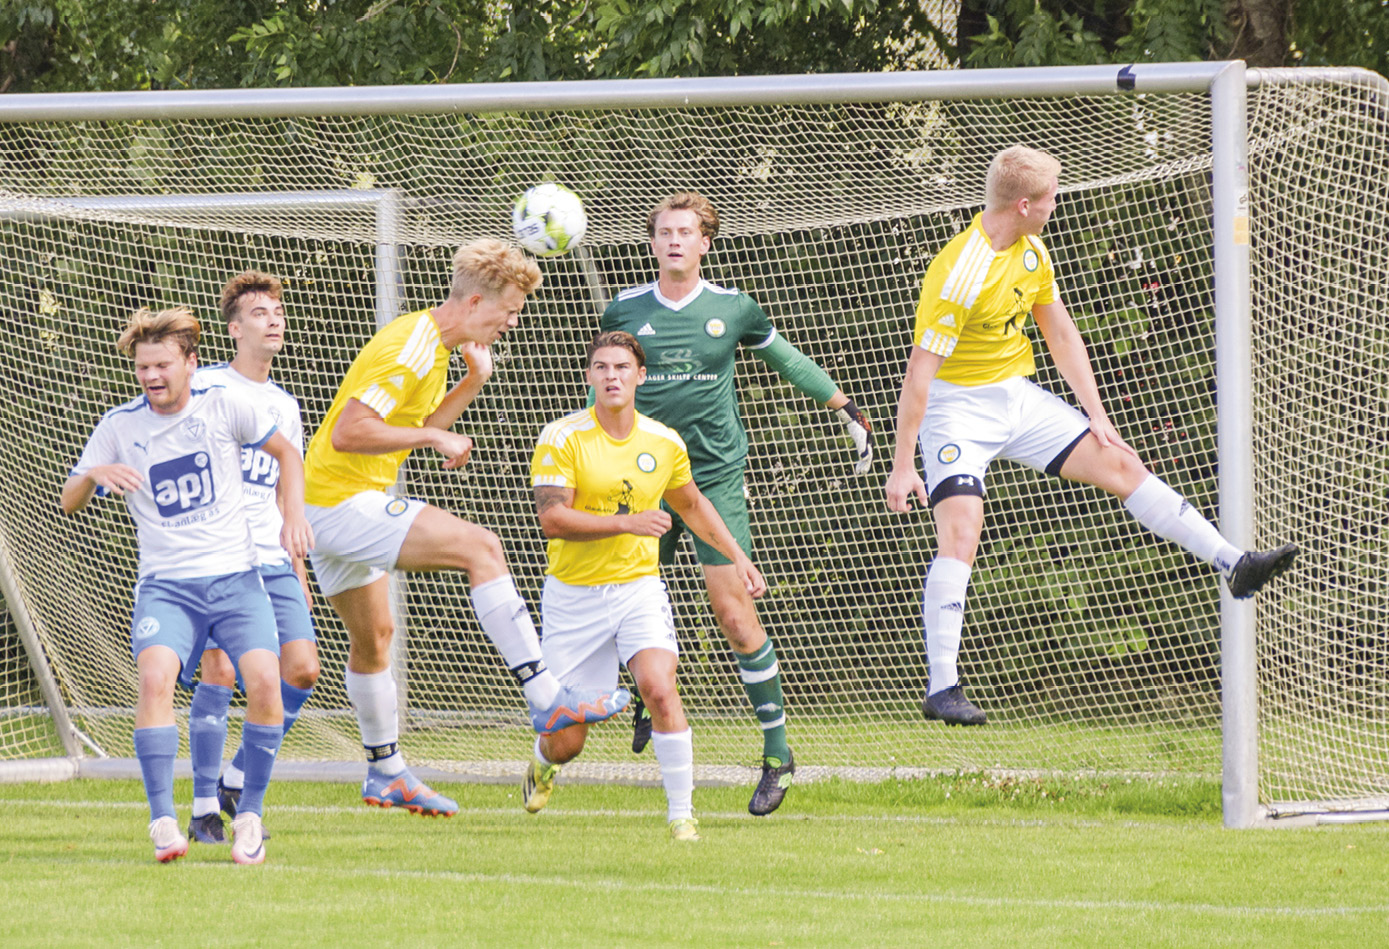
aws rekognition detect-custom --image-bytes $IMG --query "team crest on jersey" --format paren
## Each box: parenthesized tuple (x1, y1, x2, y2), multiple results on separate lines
(704, 318, 727, 338)
(385, 498, 409, 517)
(269, 406, 283, 426)
(637, 452, 657, 473)
(937, 443, 962, 464)
(182, 417, 205, 440)
(1023, 249, 1039, 272)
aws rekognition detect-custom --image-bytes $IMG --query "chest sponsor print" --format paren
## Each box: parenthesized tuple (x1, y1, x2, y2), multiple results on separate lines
(151, 451, 217, 517)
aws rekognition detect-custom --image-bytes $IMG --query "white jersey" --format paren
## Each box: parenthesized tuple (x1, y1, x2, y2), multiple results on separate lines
(71, 384, 277, 580)
(196, 362, 304, 566)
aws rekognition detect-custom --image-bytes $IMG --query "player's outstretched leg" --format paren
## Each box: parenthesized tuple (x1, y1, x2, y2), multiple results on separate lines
(361, 765, 459, 817)
(530, 685, 631, 734)
(1227, 543, 1299, 599)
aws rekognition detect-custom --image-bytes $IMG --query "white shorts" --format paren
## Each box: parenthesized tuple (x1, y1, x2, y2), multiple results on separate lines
(919, 376, 1090, 506)
(305, 491, 427, 597)
(539, 574, 677, 692)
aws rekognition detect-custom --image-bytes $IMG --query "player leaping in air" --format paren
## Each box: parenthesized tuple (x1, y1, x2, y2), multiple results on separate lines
(303, 238, 629, 817)
(886, 145, 1298, 726)
(601, 191, 873, 816)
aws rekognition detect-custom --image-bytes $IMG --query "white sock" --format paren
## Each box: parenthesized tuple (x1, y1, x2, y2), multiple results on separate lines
(651, 728, 694, 821)
(533, 736, 555, 768)
(192, 796, 220, 818)
(346, 667, 405, 776)
(923, 557, 971, 696)
(472, 575, 559, 709)
(1124, 475, 1242, 573)
(221, 764, 245, 790)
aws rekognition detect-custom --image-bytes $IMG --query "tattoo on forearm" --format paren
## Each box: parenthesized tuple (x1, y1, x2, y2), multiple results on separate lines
(534, 486, 568, 516)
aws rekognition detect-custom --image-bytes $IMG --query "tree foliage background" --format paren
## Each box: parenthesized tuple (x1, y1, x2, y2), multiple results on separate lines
(2, 0, 1384, 93)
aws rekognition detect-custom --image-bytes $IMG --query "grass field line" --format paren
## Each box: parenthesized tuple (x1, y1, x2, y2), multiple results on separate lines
(33, 856, 1389, 920)
(0, 796, 1162, 828)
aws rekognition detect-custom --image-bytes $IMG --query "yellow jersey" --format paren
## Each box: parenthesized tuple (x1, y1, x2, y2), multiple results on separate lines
(913, 213, 1059, 386)
(305, 310, 451, 507)
(531, 408, 693, 586)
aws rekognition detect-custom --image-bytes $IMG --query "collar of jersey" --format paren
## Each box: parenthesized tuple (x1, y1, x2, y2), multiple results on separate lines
(653, 279, 710, 312)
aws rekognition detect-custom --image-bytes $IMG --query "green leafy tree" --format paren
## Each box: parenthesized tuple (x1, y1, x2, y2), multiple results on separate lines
(952, 0, 1386, 75)
(3, 1, 1384, 92)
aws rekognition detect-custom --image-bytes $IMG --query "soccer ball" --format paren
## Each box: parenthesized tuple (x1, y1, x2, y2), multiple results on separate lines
(512, 183, 587, 257)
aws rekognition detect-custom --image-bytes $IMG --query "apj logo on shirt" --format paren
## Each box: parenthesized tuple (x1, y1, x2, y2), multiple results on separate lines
(240, 446, 280, 489)
(151, 452, 217, 517)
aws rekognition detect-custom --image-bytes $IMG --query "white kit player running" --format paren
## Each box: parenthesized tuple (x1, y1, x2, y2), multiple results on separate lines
(185, 272, 320, 847)
(61, 306, 312, 865)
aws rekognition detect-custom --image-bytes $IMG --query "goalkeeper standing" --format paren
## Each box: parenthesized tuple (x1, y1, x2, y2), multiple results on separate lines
(601, 191, 874, 816)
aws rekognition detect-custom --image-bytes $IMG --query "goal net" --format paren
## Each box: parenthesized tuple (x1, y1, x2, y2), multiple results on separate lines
(0, 66, 1384, 820)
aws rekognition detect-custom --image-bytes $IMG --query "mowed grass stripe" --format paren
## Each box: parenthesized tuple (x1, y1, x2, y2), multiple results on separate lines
(21, 855, 1389, 920)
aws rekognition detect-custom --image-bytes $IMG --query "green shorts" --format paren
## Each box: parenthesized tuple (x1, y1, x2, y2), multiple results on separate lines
(659, 468, 753, 567)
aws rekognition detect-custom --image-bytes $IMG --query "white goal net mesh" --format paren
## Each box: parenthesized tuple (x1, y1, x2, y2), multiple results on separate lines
(0, 70, 1384, 811)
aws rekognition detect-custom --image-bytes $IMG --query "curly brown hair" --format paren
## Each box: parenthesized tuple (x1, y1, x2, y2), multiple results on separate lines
(647, 191, 720, 240)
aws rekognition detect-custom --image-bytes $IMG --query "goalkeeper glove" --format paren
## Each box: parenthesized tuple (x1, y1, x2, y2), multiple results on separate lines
(836, 399, 873, 474)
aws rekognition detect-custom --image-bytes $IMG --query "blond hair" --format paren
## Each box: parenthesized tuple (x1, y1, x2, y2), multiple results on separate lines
(647, 191, 720, 240)
(985, 146, 1062, 210)
(117, 307, 201, 358)
(220, 270, 283, 324)
(450, 238, 542, 301)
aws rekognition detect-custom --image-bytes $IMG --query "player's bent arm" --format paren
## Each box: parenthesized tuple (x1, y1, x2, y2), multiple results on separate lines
(60, 464, 143, 514)
(422, 342, 493, 431)
(662, 482, 767, 598)
(1032, 301, 1139, 457)
(263, 431, 314, 559)
(332, 398, 470, 461)
(753, 336, 874, 473)
(886, 347, 942, 511)
(1032, 300, 1107, 421)
(534, 485, 672, 541)
(59, 473, 97, 514)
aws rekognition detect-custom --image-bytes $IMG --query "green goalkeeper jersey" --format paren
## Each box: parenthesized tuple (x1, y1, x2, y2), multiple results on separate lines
(601, 279, 836, 481)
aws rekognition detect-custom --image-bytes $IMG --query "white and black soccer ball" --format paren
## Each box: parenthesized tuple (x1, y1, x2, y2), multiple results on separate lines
(512, 183, 587, 257)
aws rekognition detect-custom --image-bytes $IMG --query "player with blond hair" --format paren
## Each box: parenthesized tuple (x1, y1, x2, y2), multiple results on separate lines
(61, 306, 310, 864)
(305, 238, 629, 817)
(887, 145, 1297, 725)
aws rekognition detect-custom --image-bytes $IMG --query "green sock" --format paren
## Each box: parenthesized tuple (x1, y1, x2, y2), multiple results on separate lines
(736, 639, 790, 762)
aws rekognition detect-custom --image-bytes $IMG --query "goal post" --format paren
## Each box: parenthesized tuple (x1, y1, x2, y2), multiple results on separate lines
(0, 64, 1385, 828)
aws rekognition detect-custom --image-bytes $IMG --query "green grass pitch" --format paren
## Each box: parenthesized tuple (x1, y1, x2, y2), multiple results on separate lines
(2, 776, 1385, 947)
